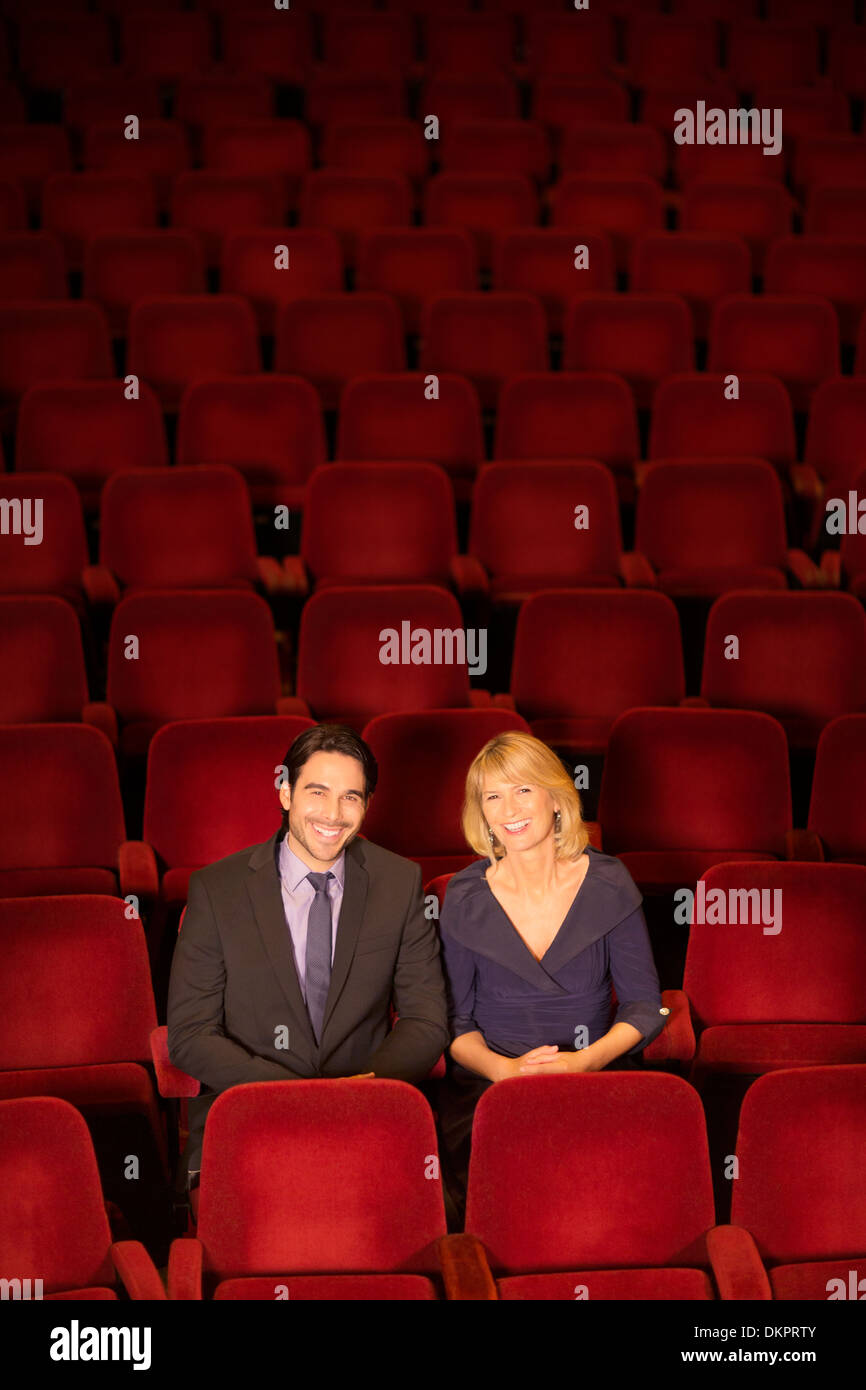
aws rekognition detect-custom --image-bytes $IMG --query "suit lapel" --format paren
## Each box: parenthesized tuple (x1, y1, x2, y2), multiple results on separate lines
(245, 832, 317, 1056)
(321, 838, 368, 1039)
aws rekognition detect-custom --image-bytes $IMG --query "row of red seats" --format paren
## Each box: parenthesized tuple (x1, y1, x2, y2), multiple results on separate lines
(1, 291, 864, 426)
(5, 372, 865, 514)
(5, 220, 866, 345)
(5, 460, 866, 612)
(3, 580, 865, 751)
(6, 1062, 866, 1299)
(1, 709, 862, 899)
(1, 9, 864, 88)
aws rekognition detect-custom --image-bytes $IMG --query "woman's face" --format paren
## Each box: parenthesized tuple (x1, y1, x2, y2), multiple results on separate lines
(481, 774, 558, 855)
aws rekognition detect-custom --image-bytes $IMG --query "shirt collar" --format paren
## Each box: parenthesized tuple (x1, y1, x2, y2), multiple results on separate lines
(278, 834, 346, 892)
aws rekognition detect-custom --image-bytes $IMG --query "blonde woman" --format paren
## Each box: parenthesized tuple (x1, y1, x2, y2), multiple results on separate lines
(437, 731, 667, 1227)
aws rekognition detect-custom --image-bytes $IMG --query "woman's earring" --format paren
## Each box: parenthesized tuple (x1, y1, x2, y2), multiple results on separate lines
(487, 825, 496, 845)
(554, 810, 562, 834)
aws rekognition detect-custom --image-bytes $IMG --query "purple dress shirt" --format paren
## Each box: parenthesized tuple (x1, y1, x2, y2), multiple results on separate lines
(277, 835, 345, 1003)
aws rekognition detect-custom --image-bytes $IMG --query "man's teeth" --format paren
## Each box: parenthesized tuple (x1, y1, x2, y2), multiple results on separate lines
(313, 823, 341, 837)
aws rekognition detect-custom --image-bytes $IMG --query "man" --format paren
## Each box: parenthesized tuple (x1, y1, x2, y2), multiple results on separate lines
(167, 724, 449, 1183)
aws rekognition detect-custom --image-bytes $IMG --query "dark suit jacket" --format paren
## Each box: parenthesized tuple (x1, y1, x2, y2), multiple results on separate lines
(167, 830, 449, 1173)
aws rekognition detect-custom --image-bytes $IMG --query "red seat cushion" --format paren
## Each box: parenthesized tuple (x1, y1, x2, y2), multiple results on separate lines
(498, 1267, 715, 1299)
(0, 868, 118, 897)
(769, 1258, 866, 1301)
(655, 565, 787, 596)
(618, 851, 776, 892)
(45, 1287, 119, 1300)
(214, 1274, 437, 1300)
(695, 1025, 866, 1073)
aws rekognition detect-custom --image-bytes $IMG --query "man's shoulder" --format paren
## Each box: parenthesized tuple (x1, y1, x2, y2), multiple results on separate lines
(353, 837, 422, 885)
(190, 837, 274, 892)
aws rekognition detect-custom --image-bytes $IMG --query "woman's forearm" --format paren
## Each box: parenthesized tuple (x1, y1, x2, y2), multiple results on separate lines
(576, 1021, 643, 1071)
(449, 1030, 508, 1081)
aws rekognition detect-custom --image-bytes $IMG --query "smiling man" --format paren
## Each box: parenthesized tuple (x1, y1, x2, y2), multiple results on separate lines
(167, 724, 449, 1185)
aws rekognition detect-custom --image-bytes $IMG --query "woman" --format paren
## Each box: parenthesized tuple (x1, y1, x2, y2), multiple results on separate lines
(437, 730, 668, 1228)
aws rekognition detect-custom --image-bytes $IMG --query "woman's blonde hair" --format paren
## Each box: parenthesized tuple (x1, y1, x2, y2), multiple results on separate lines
(462, 731, 589, 862)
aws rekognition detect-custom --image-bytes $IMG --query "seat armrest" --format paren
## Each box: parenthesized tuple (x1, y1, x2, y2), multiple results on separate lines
(276, 695, 312, 717)
(168, 1238, 204, 1300)
(82, 564, 120, 608)
(281, 555, 309, 595)
(111, 1241, 167, 1300)
(450, 554, 489, 598)
(819, 550, 841, 588)
(620, 551, 656, 587)
(642, 988, 695, 1064)
(257, 555, 288, 595)
(150, 1025, 201, 1099)
(785, 828, 824, 862)
(437, 1234, 498, 1301)
(786, 548, 821, 588)
(118, 840, 159, 903)
(82, 701, 118, 745)
(706, 1225, 772, 1301)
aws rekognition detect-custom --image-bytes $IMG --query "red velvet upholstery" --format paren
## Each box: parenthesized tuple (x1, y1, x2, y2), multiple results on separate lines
(682, 182, 794, 274)
(635, 460, 801, 596)
(421, 75, 518, 124)
(83, 121, 190, 217)
(173, 78, 275, 138)
(84, 227, 206, 335)
(0, 1097, 164, 1299)
(468, 462, 640, 604)
(424, 174, 538, 269)
(106, 589, 282, 757)
(598, 708, 791, 890)
(321, 121, 430, 184)
(439, 121, 551, 181)
(274, 292, 405, 410)
(361, 709, 530, 878)
(127, 293, 260, 410)
(0, 230, 66, 300)
(649, 371, 795, 470)
(203, 120, 310, 208)
(625, 14, 719, 85)
(805, 379, 866, 494)
(96, 466, 266, 596)
(0, 302, 112, 430)
(730, 1066, 866, 1298)
(511, 589, 686, 751)
(0, 895, 166, 1170)
(420, 292, 548, 409)
(495, 371, 638, 494)
(727, 21, 819, 87)
(795, 134, 866, 198)
(119, 10, 213, 80)
(295, 585, 484, 728)
(220, 12, 313, 86)
(169, 172, 282, 269)
(298, 463, 458, 591)
(424, 13, 516, 73)
(0, 471, 89, 605)
(176, 373, 326, 512)
(700, 592, 866, 748)
(41, 172, 155, 273)
(766, 236, 866, 345)
(298, 170, 411, 266)
(563, 293, 694, 408)
(491, 231, 614, 335)
(356, 229, 476, 335)
(465, 1074, 718, 1299)
(709, 293, 839, 411)
(222, 227, 341, 335)
(559, 122, 667, 182)
(0, 724, 125, 898)
(533, 78, 630, 134)
(306, 76, 408, 128)
(808, 715, 866, 864)
(169, 1079, 448, 1299)
(684, 863, 866, 1079)
(0, 596, 89, 722)
(143, 716, 314, 904)
(551, 175, 664, 272)
(337, 372, 483, 500)
(0, 125, 71, 218)
(807, 187, 866, 241)
(17, 14, 112, 91)
(834, 466, 866, 598)
(524, 12, 615, 77)
(630, 233, 751, 338)
(214, 1274, 436, 1300)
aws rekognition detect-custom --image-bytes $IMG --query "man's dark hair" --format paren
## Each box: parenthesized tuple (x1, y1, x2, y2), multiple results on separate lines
(280, 724, 378, 830)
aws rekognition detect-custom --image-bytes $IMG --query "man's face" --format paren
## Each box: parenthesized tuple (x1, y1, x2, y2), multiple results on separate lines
(280, 750, 368, 869)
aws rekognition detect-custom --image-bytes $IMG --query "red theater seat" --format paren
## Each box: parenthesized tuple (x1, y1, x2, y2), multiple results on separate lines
(337, 372, 484, 501)
(0, 124, 71, 217)
(92, 467, 285, 604)
(143, 717, 314, 905)
(0, 301, 112, 429)
(807, 186, 866, 240)
(0, 473, 89, 606)
(127, 294, 260, 410)
(0, 232, 66, 301)
(0, 178, 25, 231)
(0, 897, 169, 1177)
(492, 230, 615, 335)
(727, 1067, 866, 1300)
(202, 121, 310, 212)
(298, 171, 411, 266)
(523, 13, 616, 77)
(423, 13, 516, 73)
(16, 381, 167, 512)
(709, 294, 840, 412)
(220, 12, 313, 84)
(794, 135, 866, 196)
(551, 175, 664, 272)
(420, 75, 519, 123)
(171, 171, 284, 268)
(361, 709, 530, 879)
(467, 460, 651, 605)
(532, 78, 629, 133)
(559, 122, 667, 182)
(424, 173, 538, 270)
(765, 237, 866, 346)
(291, 585, 491, 731)
(464, 1074, 721, 1300)
(222, 228, 342, 336)
(63, 77, 163, 134)
(105, 590, 286, 758)
(40, 172, 157, 273)
(167, 1081, 451, 1300)
(635, 460, 818, 596)
(438, 122, 551, 181)
(420, 292, 547, 410)
(823, 468, 866, 599)
(286, 462, 467, 596)
(321, 12, 414, 73)
(563, 292, 694, 409)
(649, 372, 795, 472)
(726, 21, 819, 87)
(0, 1097, 164, 1300)
(176, 374, 326, 513)
(495, 371, 638, 495)
(681, 181, 794, 276)
(597, 708, 793, 891)
(804, 379, 866, 502)
(700, 592, 866, 748)
(682, 865, 866, 1084)
(510, 589, 686, 753)
(82, 121, 191, 215)
(808, 715, 866, 865)
(304, 76, 408, 127)
(0, 724, 132, 899)
(624, 15, 719, 85)
(119, 10, 214, 79)
(630, 233, 750, 340)
(17, 13, 112, 90)
(274, 294, 405, 411)
(83, 231, 206, 338)
(174, 78, 275, 145)
(356, 229, 476, 336)
(0, 596, 94, 726)
(319, 120, 429, 183)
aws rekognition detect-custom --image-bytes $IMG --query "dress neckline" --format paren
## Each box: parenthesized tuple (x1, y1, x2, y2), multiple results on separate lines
(482, 850, 592, 965)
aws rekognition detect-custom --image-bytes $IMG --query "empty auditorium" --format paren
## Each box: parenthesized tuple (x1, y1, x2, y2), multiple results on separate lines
(0, 0, 864, 1356)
